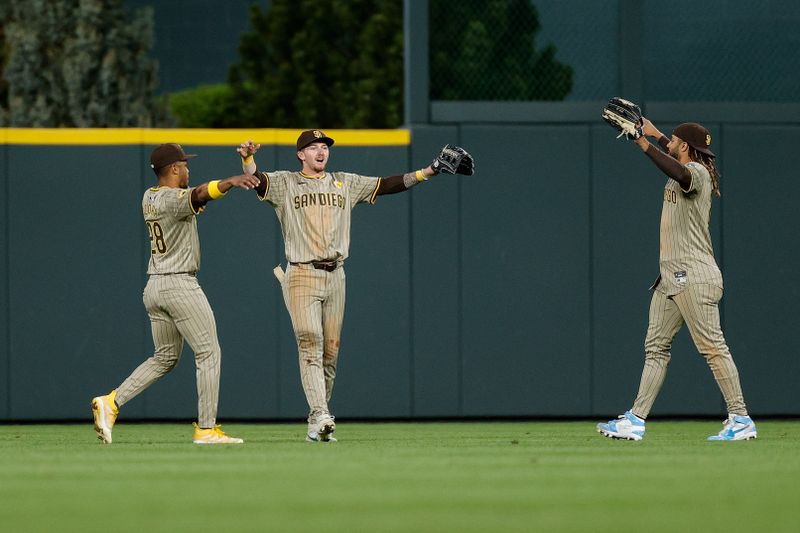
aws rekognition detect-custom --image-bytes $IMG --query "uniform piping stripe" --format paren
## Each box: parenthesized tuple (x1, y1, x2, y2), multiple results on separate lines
(257, 172, 271, 202)
(369, 178, 381, 204)
(188, 189, 203, 215)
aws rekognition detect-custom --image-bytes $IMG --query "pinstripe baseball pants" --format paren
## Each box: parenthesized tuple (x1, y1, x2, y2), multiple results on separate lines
(282, 263, 345, 422)
(632, 283, 747, 418)
(115, 274, 221, 428)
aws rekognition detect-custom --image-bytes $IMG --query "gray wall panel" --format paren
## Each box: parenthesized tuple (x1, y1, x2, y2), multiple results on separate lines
(335, 147, 413, 418)
(721, 125, 800, 415)
(2, 123, 799, 420)
(8, 147, 146, 420)
(409, 126, 462, 416)
(591, 125, 663, 415)
(459, 126, 592, 416)
(1, 145, 7, 418)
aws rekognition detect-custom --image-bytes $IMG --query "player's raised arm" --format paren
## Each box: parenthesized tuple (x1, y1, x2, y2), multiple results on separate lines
(237, 140, 267, 196)
(641, 118, 670, 152)
(237, 140, 260, 173)
(375, 144, 475, 196)
(191, 174, 261, 210)
(602, 97, 692, 190)
(634, 119, 692, 190)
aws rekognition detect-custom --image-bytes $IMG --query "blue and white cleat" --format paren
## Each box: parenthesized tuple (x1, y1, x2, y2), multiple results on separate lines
(707, 415, 757, 441)
(597, 410, 646, 441)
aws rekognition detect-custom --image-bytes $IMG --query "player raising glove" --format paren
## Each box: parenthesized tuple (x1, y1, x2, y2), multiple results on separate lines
(431, 144, 475, 175)
(602, 97, 643, 140)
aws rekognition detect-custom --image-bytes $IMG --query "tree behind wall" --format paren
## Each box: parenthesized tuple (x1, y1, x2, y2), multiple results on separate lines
(0, 3, 8, 125)
(2, 0, 160, 127)
(430, 0, 573, 100)
(227, 0, 404, 128)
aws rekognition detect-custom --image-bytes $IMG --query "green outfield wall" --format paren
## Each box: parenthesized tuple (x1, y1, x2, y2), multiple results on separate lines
(0, 124, 797, 421)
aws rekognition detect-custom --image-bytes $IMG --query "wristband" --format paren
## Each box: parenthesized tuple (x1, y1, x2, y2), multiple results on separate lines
(415, 169, 427, 182)
(208, 180, 227, 199)
(242, 155, 254, 165)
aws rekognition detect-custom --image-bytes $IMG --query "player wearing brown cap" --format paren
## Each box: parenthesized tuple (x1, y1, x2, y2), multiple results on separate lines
(91, 144, 260, 444)
(597, 115, 756, 441)
(237, 130, 473, 442)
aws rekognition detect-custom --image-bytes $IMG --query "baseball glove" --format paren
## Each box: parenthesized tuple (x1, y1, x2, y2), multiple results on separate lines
(602, 97, 643, 140)
(431, 144, 474, 175)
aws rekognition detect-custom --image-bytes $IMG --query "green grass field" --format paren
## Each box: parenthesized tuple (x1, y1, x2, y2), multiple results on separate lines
(1, 421, 798, 532)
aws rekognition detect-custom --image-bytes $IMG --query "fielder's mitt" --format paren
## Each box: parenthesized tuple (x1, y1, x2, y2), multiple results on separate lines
(602, 97, 643, 140)
(431, 144, 474, 175)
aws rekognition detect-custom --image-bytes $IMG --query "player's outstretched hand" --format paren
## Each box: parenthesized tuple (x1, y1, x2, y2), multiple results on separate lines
(225, 174, 261, 190)
(640, 117, 662, 139)
(237, 140, 261, 158)
(430, 144, 475, 175)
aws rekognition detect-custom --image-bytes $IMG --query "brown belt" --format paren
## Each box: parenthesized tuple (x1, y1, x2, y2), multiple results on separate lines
(290, 261, 340, 272)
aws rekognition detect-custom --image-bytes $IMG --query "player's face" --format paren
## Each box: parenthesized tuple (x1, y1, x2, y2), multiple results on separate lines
(298, 142, 329, 174)
(174, 161, 190, 188)
(667, 136, 687, 159)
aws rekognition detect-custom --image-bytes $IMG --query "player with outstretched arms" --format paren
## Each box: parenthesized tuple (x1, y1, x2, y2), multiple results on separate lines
(238, 130, 473, 442)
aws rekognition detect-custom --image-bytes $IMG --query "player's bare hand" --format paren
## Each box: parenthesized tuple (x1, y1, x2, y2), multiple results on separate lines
(641, 117, 659, 138)
(225, 174, 261, 190)
(237, 140, 261, 158)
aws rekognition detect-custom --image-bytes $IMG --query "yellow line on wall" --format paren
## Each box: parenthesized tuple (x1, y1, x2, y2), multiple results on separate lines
(0, 128, 411, 146)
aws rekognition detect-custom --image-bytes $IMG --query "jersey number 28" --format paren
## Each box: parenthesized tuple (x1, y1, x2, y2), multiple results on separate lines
(146, 221, 167, 254)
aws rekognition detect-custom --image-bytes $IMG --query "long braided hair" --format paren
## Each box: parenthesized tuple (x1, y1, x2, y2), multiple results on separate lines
(689, 147, 721, 197)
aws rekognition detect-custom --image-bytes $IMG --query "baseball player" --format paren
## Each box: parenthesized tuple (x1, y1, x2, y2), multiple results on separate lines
(596, 116, 757, 441)
(91, 143, 260, 444)
(237, 130, 473, 442)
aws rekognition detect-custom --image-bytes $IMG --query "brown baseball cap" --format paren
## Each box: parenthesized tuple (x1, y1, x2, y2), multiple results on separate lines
(150, 143, 197, 171)
(296, 129, 335, 151)
(673, 123, 715, 157)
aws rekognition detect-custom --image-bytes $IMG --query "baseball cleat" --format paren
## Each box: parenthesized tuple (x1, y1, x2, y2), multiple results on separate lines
(192, 423, 244, 444)
(597, 410, 646, 441)
(306, 414, 337, 442)
(91, 390, 119, 444)
(707, 415, 757, 441)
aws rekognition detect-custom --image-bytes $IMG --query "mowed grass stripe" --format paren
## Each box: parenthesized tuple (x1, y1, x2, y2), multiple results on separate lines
(0, 421, 798, 532)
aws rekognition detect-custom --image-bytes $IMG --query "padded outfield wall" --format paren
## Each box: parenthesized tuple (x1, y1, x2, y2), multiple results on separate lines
(0, 124, 797, 421)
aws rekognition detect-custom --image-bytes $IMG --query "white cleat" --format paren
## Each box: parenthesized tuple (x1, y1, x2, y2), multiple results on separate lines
(707, 415, 757, 441)
(306, 414, 337, 442)
(597, 410, 646, 441)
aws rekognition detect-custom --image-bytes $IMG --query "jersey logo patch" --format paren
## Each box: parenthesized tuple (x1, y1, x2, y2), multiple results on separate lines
(674, 271, 687, 285)
(178, 190, 187, 197)
(333, 180, 343, 188)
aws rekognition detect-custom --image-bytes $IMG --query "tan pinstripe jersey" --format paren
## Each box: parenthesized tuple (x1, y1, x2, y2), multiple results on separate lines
(657, 162, 722, 295)
(258, 171, 380, 263)
(142, 187, 203, 274)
